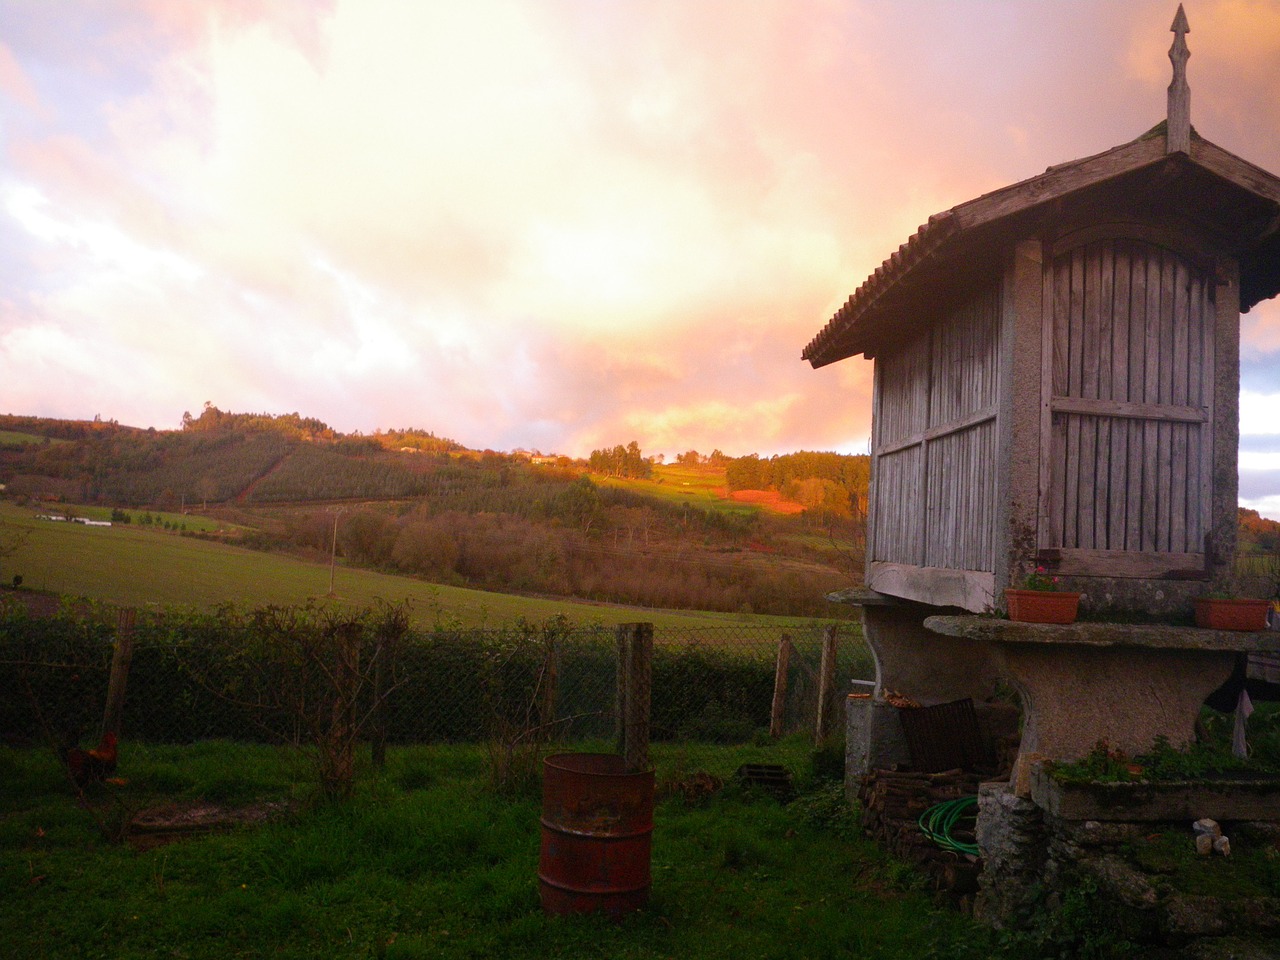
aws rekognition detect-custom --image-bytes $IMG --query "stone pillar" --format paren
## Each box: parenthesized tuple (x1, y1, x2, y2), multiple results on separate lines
(862, 602, 1002, 704)
(845, 602, 1003, 779)
(996, 643, 1236, 796)
(845, 694, 869, 797)
(974, 780, 1047, 926)
(845, 694, 915, 782)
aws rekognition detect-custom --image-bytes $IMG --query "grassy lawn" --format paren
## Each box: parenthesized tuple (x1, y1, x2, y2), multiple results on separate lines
(0, 502, 842, 632)
(0, 742, 1001, 960)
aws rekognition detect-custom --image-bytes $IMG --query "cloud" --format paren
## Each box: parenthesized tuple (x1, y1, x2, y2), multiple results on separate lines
(1240, 390, 1280, 439)
(0, 0, 1277, 522)
(1243, 300, 1280, 359)
(0, 40, 42, 114)
(1239, 471, 1280, 520)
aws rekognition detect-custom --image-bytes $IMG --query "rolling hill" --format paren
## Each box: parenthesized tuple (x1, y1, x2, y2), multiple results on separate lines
(0, 409, 868, 618)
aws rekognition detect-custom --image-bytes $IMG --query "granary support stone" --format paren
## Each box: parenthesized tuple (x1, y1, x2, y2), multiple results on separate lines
(862, 602, 1001, 705)
(835, 593, 1004, 778)
(974, 781, 1046, 926)
(926, 616, 1277, 795)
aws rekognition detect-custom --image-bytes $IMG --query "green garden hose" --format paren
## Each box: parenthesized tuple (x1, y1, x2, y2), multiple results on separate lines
(917, 795, 979, 857)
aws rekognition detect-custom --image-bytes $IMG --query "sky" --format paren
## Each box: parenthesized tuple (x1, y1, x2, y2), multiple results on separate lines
(2, 1, 1280, 518)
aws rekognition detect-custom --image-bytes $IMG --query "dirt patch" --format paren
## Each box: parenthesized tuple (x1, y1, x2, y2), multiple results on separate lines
(128, 800, 291, 850)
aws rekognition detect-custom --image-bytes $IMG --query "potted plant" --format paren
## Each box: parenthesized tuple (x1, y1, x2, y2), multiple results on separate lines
(1005, 566, 1081, 624)
(1194, 585, 1270, 631)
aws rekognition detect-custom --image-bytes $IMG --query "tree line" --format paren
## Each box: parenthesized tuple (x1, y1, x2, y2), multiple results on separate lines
(725, 451, 870, 519)
(587, 441, 652, 479)
(180, 403, 337, 441)
(245, 493, 849, 617)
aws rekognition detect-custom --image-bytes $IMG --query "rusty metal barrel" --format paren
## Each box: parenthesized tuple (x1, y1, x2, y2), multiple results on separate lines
(538, 752, 655, 917)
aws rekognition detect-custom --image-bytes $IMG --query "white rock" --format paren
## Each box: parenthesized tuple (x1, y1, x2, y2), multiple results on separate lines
(1195, 834, 1214, 856)
(1192, 818, 1222, 838)
(1213, 835, 1231, 857)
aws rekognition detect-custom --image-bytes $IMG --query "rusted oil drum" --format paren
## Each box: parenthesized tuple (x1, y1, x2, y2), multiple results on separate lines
(539, 753, 655, 917)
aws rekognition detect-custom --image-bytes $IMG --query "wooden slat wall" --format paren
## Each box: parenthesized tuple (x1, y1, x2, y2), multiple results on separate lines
(870, 284, 1001, 572)
(1043, 239, 1211, 555)
(930, 290, 1001, 426)
(924, 420, 997, 570)
(872, 446, 924, 565)
(873, 335, 930, 449)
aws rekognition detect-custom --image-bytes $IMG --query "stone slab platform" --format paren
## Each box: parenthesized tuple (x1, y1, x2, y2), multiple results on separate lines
(925, 617, 1280, 795)
(1028, 761, 1280, 821)
(923, 617, 1280, 653)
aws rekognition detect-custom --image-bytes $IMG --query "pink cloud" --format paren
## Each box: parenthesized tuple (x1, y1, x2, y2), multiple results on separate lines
(1243, 300, 1280, 355)
(0, 40, 43, 113)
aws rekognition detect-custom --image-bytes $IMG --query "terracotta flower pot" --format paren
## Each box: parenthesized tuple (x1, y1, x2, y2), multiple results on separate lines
(1194, 597, 1269, 632)
(1005, 589, 1081, 624)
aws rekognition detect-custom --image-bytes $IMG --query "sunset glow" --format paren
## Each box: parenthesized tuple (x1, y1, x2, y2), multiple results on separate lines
(2, 0, 1279, 515)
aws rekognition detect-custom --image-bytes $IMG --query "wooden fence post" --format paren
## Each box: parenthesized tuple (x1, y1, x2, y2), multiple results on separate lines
(770, 634, 793, 738)
(540, 633, 559, 734)
(102, 607, 136, 738)
(616, 622, 652, 772)
(370, 604, 408, 770)
(615, 625, 627, 755)
(815, 625, 839, 744)
(370, 629, 394, 770)
(327, 620, 361, 797)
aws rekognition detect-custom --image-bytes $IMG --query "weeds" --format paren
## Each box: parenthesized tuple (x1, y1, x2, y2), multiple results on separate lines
(997, 876, 1142, 959)
(1049, 728, 1280, 786)
(788, 781, 861, 841)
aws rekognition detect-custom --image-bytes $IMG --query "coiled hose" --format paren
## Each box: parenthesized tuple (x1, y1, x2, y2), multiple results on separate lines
(918, 795, 979, 857)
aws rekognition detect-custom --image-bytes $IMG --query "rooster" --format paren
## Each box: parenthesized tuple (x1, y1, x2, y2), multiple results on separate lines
(60, 731, 118, 789)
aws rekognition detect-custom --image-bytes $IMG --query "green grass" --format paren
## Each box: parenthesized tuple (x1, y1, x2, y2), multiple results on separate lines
(0, 502, 838, 631)
(596, 465, 760, 518)
(0, 742, 1001, 960)
(36, 504, 238, 534)
(1126, 829, 1280, 899)
(0, 430, 43, 446)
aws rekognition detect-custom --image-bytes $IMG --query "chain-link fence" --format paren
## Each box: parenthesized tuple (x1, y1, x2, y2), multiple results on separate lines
(1236, 552, 1280, 602)
(1, 598, 871, 791)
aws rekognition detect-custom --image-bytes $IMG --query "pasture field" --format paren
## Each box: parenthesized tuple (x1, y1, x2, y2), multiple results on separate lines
(0, 502, 838, 631)
(35, 503, 239, 535)
(785, 529, 863, 555)
(597, 464, 761, 518)
(0, 741, 1004, 960)
(0, 430, 50, 446)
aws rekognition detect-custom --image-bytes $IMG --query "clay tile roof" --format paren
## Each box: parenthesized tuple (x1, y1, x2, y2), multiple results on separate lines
(801, 211, 959, 368)
(802, 127, 1280, 369)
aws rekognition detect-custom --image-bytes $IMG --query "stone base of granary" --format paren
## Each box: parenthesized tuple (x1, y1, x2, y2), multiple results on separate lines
(974, 779, 1280, 954)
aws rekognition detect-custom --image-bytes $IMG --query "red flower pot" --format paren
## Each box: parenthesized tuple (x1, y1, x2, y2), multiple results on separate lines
(1005, 589, 1080, 624)
(1194, 597, 1269, 632)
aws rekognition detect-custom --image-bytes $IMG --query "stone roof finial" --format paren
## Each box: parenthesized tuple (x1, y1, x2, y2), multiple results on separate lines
(1167, 4, 1191, 153)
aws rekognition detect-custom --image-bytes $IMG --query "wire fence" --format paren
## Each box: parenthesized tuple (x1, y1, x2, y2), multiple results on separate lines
(1236, 552, 1280, 600)
(0, 598, 872, 789)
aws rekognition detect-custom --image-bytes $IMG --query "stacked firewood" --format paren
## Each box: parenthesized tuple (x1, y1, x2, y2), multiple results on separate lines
(858, 767, 983, 898)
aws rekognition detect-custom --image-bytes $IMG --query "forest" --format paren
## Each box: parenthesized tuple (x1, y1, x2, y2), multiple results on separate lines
(725, 451, 870, 519)
(1240, 508, 1280, 553)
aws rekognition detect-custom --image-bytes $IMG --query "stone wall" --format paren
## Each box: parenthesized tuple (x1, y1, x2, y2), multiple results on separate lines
(976, 780, 1280, 952)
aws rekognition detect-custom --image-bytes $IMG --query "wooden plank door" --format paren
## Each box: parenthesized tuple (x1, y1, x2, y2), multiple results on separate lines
(1039, 237, 1213, 577)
